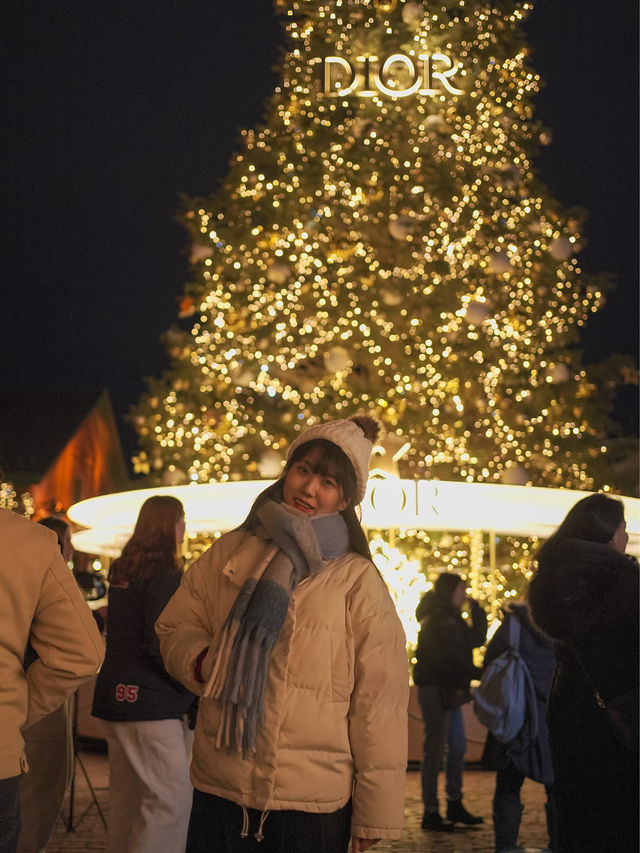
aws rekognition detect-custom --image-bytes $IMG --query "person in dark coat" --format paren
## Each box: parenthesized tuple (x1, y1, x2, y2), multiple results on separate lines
(413, 573, 487, 832)
(93, 495, 196, 853)
(528, 493, 638, 853)
(481, 602, 556, 852)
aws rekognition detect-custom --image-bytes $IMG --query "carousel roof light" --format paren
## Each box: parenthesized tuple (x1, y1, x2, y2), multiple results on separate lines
(68, 477, 640, 558)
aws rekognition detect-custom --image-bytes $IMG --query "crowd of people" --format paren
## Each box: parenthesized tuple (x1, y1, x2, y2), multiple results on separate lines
(0, 415, 637, 853)
(412, 491, 638, 852)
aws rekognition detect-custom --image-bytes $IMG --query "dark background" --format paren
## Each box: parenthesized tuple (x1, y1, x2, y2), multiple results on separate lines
(2, 1, 638, 468)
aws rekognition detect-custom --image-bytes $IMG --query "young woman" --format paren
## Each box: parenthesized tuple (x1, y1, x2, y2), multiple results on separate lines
(528, 493, 638, 852)
(156, 415, 409, 853)
(413, 573, 487, 832)
(92, 496, 196, 853)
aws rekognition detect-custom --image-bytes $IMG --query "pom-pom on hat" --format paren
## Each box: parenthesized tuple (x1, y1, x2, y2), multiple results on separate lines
(286, 414, 382, 504)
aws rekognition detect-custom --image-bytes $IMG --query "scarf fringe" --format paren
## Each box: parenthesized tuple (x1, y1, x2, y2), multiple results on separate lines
(204, 503, 350, 758)
(214, 624, 279, 758)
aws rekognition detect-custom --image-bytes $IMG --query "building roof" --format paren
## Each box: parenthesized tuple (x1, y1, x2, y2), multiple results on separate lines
(0, 387, 107, 482)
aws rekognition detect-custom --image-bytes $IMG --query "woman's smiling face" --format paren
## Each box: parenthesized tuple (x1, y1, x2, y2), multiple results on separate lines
(282, 447, 349, 517)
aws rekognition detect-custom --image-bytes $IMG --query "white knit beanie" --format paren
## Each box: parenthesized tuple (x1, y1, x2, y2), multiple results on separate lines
(286, 414, 382, 504)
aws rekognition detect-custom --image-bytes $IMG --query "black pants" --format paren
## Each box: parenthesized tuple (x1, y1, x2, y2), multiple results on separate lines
(0, 775, 21, 853)
(493, 760, 556, 853)
(186, 789, 352, 853)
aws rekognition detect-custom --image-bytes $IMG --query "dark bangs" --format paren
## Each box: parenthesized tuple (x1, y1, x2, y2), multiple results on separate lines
(239, 437, 360, 534)
(239, 437, 371, 560)
(288, 438, 358, 504)
(288, 439, 370, 559)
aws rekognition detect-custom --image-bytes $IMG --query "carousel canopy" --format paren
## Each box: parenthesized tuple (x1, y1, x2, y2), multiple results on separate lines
(68, 476, 640, 558)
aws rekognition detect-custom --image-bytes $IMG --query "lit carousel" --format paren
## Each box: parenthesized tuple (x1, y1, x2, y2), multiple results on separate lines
(69, 473, 640, 647)
(69, 474, 639, 762)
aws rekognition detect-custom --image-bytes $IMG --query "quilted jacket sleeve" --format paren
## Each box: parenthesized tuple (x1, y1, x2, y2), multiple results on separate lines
(26, 547, 104, 726)
(347, 565, 409, 841)
(155, 549, 220, 695)
(155, 532, 247, 695)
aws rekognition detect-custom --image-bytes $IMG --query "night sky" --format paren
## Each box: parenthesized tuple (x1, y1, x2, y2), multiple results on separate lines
(2, 1, 638, 466)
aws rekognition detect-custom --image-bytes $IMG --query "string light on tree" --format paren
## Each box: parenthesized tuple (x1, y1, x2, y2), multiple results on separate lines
(132, 0, 629, 609)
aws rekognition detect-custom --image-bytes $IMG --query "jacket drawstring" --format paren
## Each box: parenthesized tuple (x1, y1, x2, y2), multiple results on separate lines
(255, 809, 270, 842)
(240, 806, 250, 838)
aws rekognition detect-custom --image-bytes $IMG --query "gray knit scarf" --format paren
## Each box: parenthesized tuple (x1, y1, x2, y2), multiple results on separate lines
(202, 500, 350, 758)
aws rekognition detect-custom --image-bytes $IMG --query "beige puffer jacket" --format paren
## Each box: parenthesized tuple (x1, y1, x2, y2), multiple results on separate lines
(0, 509, 105, 780)
(156, 529, 408, 841)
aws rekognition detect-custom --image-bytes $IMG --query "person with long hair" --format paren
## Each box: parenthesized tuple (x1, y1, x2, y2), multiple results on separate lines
(92, 496, 195, 853)
(37, 517, 73, 563)
(528, 493, 638, 852)
(413, 573, 487, 832)
(156, 415, 409, 852)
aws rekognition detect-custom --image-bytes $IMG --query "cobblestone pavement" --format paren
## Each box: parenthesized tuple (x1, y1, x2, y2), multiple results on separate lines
(46, 748, 550, 852)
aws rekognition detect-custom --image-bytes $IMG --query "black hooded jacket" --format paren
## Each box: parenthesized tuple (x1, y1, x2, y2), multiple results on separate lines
(528, 538, 638, 709)
(93, 566, 195, 722)
(413, 591, 487, 688)
(528, 537, 638, 851)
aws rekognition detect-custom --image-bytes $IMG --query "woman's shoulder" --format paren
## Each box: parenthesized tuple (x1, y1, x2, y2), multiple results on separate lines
(146, 563, 183, 594)
(191, 529, 254, 567)
(417, 607, 461, 645)
(530, 539, 638, 640)
(419, 598, 454, 626)
(336, 550, 379, 582)
(337, 551, 393, 599)
(538, 537, 632, 575)
(185, 529, 270, 590)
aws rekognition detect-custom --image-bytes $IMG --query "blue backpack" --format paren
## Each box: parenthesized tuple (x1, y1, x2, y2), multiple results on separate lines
(473, 616, 538, 744)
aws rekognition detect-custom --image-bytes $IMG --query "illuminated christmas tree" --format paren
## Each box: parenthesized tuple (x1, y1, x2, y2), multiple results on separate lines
(133, 0, 625, 619)
(0, 480, 34, 517)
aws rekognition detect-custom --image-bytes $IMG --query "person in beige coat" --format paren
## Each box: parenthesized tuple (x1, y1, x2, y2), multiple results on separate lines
(0, 509, 105, 853)
(156, 415, 409, 853)
(18, 516, 77, 853)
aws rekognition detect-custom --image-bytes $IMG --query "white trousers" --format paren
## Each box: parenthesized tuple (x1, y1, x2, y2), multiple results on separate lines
(102, 718, 193, 853)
